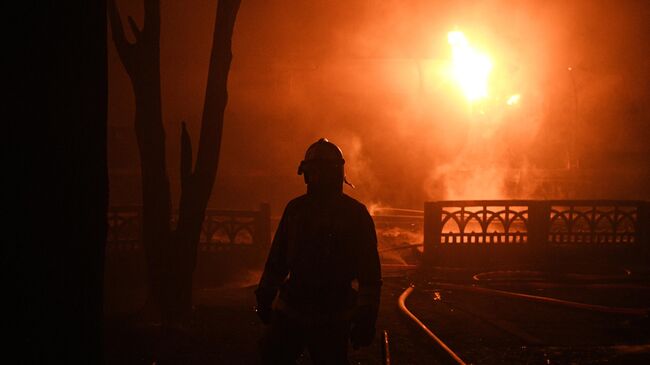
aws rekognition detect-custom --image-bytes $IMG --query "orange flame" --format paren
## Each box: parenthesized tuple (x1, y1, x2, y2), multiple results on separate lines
(447, 31, 493, 102)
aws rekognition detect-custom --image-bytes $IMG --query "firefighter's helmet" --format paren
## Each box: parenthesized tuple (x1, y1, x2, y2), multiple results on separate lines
(298, 138, 354, 187)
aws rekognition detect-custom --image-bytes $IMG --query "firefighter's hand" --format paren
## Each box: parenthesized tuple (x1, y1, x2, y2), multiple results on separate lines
(255, 286, 276, 325)
(350, 305, 376, 349)
(255, 304, 273, 325)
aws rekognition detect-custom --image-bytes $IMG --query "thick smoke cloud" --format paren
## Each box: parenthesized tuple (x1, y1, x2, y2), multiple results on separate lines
(108, 0, 650, 215)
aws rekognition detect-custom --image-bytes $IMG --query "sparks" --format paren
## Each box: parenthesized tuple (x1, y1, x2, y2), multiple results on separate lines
(507, 94, 521, 106)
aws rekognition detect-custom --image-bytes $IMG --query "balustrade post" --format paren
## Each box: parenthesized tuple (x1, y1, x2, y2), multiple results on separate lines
(424, 202, 442, 263)
(527, 201, 550, 267)
(528, 201, 550, 245)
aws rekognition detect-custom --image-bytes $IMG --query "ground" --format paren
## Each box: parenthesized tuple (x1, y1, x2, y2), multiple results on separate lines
(104, 275, 430, 364)
(104, 266, 650, 364)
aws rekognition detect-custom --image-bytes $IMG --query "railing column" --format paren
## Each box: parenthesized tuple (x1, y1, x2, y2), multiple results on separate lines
(527, 201, 550, 268)
(528, 201, 550, 245)
(424, 202, 442, 263)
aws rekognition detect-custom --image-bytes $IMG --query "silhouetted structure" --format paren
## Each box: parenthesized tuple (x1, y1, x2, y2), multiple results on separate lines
(256, 139, 382, 364)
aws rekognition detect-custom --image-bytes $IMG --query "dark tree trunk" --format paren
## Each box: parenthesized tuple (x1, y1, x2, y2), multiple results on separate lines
(9, 0, 108, 362)
(109, 0, 241, 321)
(174, 0, 242, 316)
(108, 0, 171, 317)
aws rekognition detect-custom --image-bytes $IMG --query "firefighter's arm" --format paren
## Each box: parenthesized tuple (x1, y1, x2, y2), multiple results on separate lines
(255, 206, 290, 323)
(352, 207, 382, 348)
(357, 207, 382, 311)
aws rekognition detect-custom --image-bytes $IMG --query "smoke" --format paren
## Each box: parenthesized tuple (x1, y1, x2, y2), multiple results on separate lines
(108, 0, 650, 214)
(375, 225, 423, 265)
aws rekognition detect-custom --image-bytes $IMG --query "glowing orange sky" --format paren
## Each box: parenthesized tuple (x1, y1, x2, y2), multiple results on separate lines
(108, 0, 650, 212)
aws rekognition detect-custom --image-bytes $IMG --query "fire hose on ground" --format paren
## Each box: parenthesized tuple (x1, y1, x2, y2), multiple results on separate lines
(431, 282, 649, 316)
(398, 285, 467, 365)
(381, 329, 391, 365)
(397, 280, 647, 364)
(394, 260, 649, 315)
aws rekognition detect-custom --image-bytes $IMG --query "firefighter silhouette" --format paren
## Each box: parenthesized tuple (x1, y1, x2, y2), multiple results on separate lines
(256, 138, 382, 364)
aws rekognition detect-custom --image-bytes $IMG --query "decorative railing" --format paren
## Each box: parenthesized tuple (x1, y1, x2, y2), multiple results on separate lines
(195, 210, 259, 252)
(106, 204, 271, 252)
(424, 200, 648, 251)
(548, 203, 638, 244)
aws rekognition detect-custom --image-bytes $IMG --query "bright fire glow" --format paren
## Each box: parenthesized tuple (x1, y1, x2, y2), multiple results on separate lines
(507, 94, 521, 105)
(447, 31, 493, 102)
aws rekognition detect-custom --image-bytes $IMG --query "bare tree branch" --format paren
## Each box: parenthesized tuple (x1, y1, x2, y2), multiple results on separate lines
(180, 121, 192, 193)
(194, 0, 242, 200)
(173, 0, 241, 316)
(107, 0, 133, 72)
(127, 16, 141, 42)
(143, 0, 161, 41)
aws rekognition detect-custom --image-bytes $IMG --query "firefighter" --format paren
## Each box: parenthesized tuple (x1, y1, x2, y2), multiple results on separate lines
(256, 138, 382, 364)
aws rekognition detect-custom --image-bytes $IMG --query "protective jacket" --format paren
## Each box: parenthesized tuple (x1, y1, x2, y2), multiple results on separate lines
(257, 191, 381, 318)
